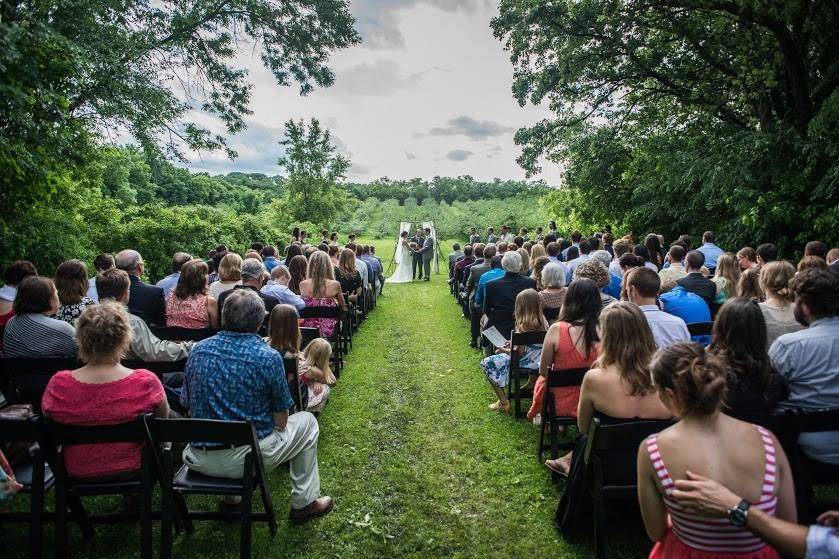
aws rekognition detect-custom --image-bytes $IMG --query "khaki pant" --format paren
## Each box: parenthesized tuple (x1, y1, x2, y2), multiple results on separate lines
(183, 412, 321, 509)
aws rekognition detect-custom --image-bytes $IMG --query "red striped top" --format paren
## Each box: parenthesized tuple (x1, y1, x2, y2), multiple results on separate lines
(645, 426, 778, 554)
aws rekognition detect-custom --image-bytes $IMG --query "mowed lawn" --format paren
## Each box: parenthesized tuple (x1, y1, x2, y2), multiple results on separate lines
(2, 237, 652, 558)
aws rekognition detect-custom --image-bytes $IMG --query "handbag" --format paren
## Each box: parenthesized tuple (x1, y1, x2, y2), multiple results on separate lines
(0, 403, 37, 467)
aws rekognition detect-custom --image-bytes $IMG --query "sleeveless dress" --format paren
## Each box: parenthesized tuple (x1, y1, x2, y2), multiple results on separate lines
(302, 297, 338, 338)
(645, 426, 781, 559)
(165, 292, 210, 328)
(527, 322, 598, 419)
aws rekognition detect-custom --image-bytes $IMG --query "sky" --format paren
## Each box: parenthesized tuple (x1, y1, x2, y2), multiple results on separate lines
(185, 0, 562, 185)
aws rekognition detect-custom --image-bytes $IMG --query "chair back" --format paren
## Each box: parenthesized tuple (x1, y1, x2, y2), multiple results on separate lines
(583, 417, 674, 486)
(149, 326, 219, 342)
(48, 418, 149, 446)
(0, 415, 43, 442)
(0, 357, 83, 409)
(299, 306, 342, 320)
(282, 357, 303, 413)
(546, 366, 589, 388)
(300, 327, 320, 347)
(543, 307, 560, 322)
(687, 322, 713, 337)
(143, 416, 258, 448)
(796, 408, 839, 433)
(510, 330, 547, 347)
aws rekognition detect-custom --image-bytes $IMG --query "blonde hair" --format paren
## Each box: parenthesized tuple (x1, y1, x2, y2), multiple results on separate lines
(517, 248, 531, 273)
(714, 253, 740, 299)
(303, 338, 335, 385)
(338, 248, 356, 277)
(515, 289, 548, 332)
(530, 244, 547, 260)
(759, 260, 796, 301)
(75, 302, 132, 364)
(267, 304, 300, 353)
(218, 253, 243, 282)
(307, 251, 335, 298)
(596, 302, 657, 396)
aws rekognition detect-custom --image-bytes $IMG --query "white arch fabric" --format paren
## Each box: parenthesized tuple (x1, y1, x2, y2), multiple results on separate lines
(395, 221, 412, 264)
(422, 220, 439, 274)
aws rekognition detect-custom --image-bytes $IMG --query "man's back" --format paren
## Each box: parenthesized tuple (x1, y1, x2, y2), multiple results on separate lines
(638, 304, 690, 348)
(184, 332, 292, 439)
(660, 287, 711, 344)
(485, 274, 537, 335)
(128, 275, 165, 325)
(676, 273, 716, 309)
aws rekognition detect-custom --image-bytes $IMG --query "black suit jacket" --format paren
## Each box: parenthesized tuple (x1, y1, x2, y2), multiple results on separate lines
(128, 275, 165, 326)
(484, 273, 537, 338)
(676, 273, 718, 312)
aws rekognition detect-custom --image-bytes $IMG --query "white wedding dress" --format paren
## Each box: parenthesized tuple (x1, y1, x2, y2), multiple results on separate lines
(387, 239, 415, 284)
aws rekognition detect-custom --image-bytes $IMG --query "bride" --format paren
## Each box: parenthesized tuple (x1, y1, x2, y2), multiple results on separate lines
(387, 230, 415, 283)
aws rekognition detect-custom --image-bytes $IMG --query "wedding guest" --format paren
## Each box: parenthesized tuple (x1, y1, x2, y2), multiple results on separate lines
(711, 253, 740, 304)
(591, 250, 621, 299)
(528, 278, 601, 420)
(517, 247, 531, 275)
(804, 240, 827, 259)
(299, 338, 336, 413)
(86, 253, 114, 303)
(625, 268, 690, 347)
(263, 265, 306, 312)
(710, 298, 788, 415)
(287, 255, 309, 295)
(538, 263, 567, 323)
(53, 259, 95, 324)
(482, 289, 547, 412)
(796, 255, 827, 273)
(697, 231, 724, 271)
(634, 244, 658, 272)
(530, 243, 547, 261)
(299, 252, 346, 339)
(165, 259, 219, 329)
(658, 245, 687, 292)
(737, 247, 759, 271)
(116, 249, 165, 325)
(208, 252, 242, 300)
(267, 304, 304, 397)
(155, 252, 192, 298)
(216, 258, 279, 322)
(41, 302, 169, 478)
(755, 243, 778, 269)
(645, 234, 665, 270)
(483, 251, 537, 339)
(676, 251, 717, 311)
(545, 302, 670, 476)
(283, 243, 304, 266)
(262, 246, 281, 272)
(827, 247, 839, 272)
(659, 286, 712, 346)
(738, 267, 764, 302)
(573, 260, 616, 310)
(610, 238, 634, 277)
(3, 276, 76, 357)
(758, 261, 804, 345)
(637, 342, 796, 559)
(531, 256, 551, 291)
(0, 260, 38, 324)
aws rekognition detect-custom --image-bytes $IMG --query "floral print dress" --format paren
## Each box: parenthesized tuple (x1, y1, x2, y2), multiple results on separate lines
(482, 343, 542, 388)
(53, 297, 95, 325)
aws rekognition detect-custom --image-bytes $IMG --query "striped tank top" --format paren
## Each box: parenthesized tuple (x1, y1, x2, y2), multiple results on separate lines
(645, 426, 778, 554)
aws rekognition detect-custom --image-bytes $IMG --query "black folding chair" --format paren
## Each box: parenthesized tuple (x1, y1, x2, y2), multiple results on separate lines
(506, 331, 547, 419)
(299, 307, 345, 375)
(0, 416, 53, 559)
(49, 419, 157, 559)
(582, 417, 674, 559)
(538, 367, 589, 462)
(793, 407, 839, 515)
(148, 326, 220, 342)
(0, 357, 82, 411)
(543, 307, 560, 323)
(687, 322, 713, 337)
(142, 417, 277, 559)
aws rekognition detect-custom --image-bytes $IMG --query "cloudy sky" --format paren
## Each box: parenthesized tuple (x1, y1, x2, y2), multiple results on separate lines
(185, 0, 562, 185)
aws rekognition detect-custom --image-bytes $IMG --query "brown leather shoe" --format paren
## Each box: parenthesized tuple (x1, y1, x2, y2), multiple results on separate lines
(289, 496, 334, 524)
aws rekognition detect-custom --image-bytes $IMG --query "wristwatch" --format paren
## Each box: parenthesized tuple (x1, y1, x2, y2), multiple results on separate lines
(726, 499, 751, 527)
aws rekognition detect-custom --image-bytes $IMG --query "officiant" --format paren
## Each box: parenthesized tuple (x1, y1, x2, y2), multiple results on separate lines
(409, 225, 425, 280)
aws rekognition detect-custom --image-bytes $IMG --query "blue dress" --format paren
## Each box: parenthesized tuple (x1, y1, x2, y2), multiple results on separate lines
(482, 344, 542, 388)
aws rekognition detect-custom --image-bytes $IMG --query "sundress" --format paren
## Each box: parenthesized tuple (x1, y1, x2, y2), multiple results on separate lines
(302, 297, 338, 338)
(166, 292, 210, 328)
(482, 343, 542, 388)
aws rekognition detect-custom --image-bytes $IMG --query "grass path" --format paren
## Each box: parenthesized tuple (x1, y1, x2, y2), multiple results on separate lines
(5, 267, 647, 558)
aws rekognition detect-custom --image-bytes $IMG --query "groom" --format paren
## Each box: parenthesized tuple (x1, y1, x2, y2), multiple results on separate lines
(409, 225, 425, 280)
(420, 227, 434, 282)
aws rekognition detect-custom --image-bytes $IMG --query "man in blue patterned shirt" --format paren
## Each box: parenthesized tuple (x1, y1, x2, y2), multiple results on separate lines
(182, 289, 333, 523)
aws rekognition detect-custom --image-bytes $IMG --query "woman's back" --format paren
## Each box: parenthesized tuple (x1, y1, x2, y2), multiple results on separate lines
(583, 366, 670, 421)
(3, 313, 76, 357)
(166, 291, 209, 328)
(759, 302, 805, 346)
(647, 416, 780, 554)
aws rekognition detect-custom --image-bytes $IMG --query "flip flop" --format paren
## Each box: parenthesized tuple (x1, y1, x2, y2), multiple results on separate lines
(544, 458, 570, 479)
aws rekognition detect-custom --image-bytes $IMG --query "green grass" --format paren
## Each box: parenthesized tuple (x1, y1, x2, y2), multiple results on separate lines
(4, 240, 651, 558)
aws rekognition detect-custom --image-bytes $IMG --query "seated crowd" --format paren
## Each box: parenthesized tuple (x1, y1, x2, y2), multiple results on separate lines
(0, 229, 383, 524)
(449, 223, 839, 558)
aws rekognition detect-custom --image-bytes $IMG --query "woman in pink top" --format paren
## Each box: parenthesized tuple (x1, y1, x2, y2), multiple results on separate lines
(165, 259, 219, 329)
(638, 343, 796, 559)
(299, 252, 346, 339)
(42, 302, 169, 479)
(528, 279, 601, 420)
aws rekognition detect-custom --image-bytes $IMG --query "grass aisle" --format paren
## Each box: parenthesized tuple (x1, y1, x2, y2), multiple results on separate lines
(261, 277, 586, 558)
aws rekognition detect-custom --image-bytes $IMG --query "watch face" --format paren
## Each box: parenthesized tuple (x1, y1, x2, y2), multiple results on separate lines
(730, 508, 746, 526)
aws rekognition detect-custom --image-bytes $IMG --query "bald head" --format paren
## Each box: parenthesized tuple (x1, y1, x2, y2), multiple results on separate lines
(115, 249, 143, 276)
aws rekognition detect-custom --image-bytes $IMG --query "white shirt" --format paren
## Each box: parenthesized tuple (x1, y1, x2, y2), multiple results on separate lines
(355, 259, 369, 288)
(86, 277, 99, 303)
(0, 284, 16, 302)
(609, 260, 622, 278)
(639, 304, 690, 347)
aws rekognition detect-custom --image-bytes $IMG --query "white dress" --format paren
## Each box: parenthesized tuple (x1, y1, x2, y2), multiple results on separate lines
(387, 239, 414, 284)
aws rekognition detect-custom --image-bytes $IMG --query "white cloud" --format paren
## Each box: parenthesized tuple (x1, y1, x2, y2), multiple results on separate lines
(426, 116, 515, 141)
(442, 149, 474, 161)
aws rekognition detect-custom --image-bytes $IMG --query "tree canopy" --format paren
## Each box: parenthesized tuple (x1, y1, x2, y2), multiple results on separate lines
(492, 0, 839, 253)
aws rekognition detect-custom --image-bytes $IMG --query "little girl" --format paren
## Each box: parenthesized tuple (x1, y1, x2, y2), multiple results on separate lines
(300, 338, 336, 413)
(482, 289, 547, 412)
(267, 304, 305, 409)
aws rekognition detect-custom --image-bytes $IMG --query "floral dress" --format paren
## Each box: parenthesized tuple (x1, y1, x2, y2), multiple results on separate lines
(482, 343, 542, 388)
(302, 297, 338, 338)
(53, 297, 95, 325)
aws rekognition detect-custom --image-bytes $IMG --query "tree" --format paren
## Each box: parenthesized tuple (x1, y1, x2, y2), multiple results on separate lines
(492, 0, 839, 253)
(0, 0, 359, 245)
(277, 118, 350, 226)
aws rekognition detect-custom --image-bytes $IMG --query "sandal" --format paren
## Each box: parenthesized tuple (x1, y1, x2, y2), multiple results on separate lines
(488, 400, 510, 412)
(544, 457, 571, 478)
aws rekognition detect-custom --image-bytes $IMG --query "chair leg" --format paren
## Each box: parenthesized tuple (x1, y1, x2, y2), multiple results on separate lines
(140, 466, 153, 559)
(592, 473, 606, 559)
(538, 417, 546, 461)
(160, 476, 173, 559)
(240, 488, 253, 559)
(54, 473, 67, 559)
(29, 455, 45, 559)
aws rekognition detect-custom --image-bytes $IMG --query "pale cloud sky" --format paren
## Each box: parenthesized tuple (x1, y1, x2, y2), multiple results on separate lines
(185, 0, 562, 185)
